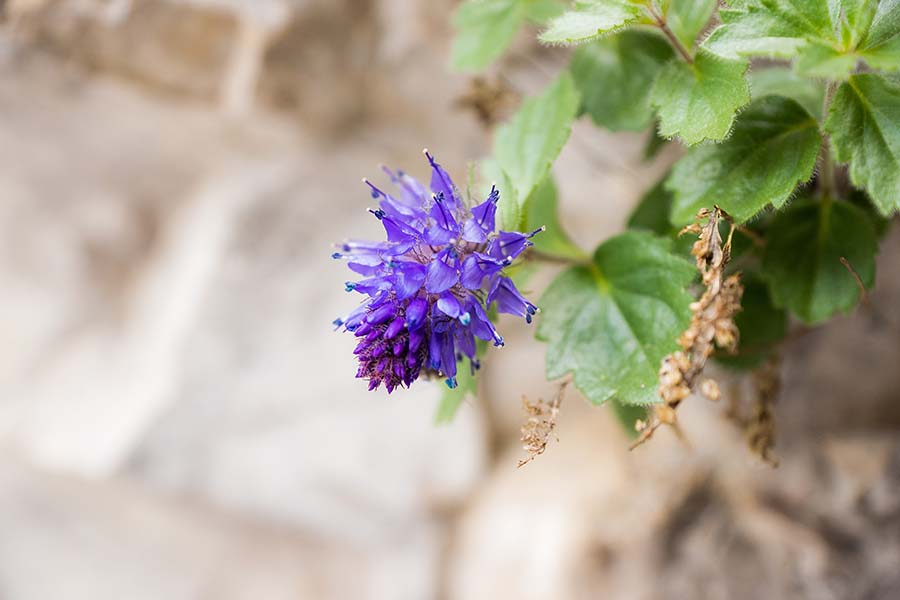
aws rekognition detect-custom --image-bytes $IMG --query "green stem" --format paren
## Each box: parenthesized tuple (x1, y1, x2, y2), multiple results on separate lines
(818, 82, 838, 200)
(529, 248, 587, 266)
(645, 4, 693, 64)
(819, 143, 836, 200)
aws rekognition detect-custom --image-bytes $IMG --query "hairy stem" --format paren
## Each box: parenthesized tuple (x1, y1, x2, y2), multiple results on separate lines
(818, 82, 838, 199)
(646, 5, 694, 64)
(528, 248, 587, 265)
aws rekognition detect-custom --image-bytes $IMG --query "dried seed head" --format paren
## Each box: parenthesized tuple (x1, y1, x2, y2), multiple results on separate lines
(748, 355, 780, 467)
(700, 378, 721, 402)
(518, 381, 566, 467)
(631, 206, 744, 451)
(454, 76, 519, 128)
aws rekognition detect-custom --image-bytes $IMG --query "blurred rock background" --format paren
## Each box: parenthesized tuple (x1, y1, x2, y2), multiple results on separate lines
(0, 1, 898, 599)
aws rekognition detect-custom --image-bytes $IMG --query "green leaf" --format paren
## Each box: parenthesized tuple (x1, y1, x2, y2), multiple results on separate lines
(796, 39, 860, 78)
(702, 3, 818, 60)
(650, 49, 750, 145)
(538, 0, 645, 45)
(834, 0, 878, 48)
(848, 188, 892, 239)
(524, 0, 567, 22)
(452, 0, 526, 71)
(749, 66, 826, 119)
(858, 1, 900, 70)
(435, 363, 478, 424)
(627, 174, 696, 258)
(627, 175, 675, 236)
(570, 30, 674, 131)
(524, 175, 586, 260)
(826, 73, 900, 215)
(537, 231, 695, 406)
(667, 95, 821, 224)
(859, 0, 900, 46)
(762, 199, 878, 324)
(859, 36, 900, 71)
(704, 0, 900, 76)
(666, 0, 717, 49)
(496, 170, 521, 233)
(493, 72, 580, 229)
(716, 273, 787, 370)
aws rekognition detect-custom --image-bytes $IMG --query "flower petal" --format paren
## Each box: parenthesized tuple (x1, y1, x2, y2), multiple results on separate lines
(461, 185, 499, 243)
(428, 330, 443, 370)
(487, 228, 543, 261)
(436, 293, 461, 318)
(424, 150, 460, 211)
(454, 324, 476, 359)
(425, 248, 459, 293)
(460, 252, 507, 290)
(408, 327, 425, 353)
(425, 193, 459, 245)
(384, 317, 405, 340)
(440, 332, 457, 378)
(392, 261, 426, 300)
(466, 298, 504, 347)
(488, 276, 538, 322)
(366, 301, 397, 325)
(404, 297, 428, 331)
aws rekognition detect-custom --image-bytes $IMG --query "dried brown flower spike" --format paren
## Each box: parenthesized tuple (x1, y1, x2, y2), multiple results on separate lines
(748, 354, 780, 466)
(518, 381, 567, 468)
(455, 76, 519, 128)
(631, 206, 744, 450)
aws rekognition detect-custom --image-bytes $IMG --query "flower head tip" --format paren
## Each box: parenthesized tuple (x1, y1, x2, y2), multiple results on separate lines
(334, 151, 539, 393)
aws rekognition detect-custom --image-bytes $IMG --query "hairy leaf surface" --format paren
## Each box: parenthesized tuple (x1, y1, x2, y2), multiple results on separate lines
(762, 199, 878, 323)
(666, 0, 717, 49)
(857, 1, 900, 70)
(494, 73, 580, 229)
(749, 66, 825, 119)
(538, 231, 695, 406)
(826, 73, 900, 215)
(571, 30, 674, 131)
(704, 0, 900, 78)
(668, 96, 820, 224)
(539, 0, 644, 45)
(452, 0, 526, 71)
(651, 49, 750, 145)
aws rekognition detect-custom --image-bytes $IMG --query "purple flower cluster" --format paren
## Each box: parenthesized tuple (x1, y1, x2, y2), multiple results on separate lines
(333, 150, 541, 393)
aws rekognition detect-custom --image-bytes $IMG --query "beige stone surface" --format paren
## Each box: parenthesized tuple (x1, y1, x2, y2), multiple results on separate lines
(0, 1, 898, 599)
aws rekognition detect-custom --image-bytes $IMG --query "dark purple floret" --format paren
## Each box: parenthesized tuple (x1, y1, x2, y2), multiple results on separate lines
(333, 150, 540, 393)
(350, 293, 428, 393)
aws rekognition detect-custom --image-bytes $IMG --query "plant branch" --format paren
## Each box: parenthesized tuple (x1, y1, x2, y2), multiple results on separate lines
(646, 5, 694, 64)
(818, 82, 838, 199)
(736, 225, 766, 248)
(840, 256, 869, 307)
(528, 248, 587, 265)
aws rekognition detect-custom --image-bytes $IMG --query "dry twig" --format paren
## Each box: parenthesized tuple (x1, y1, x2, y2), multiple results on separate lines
(840, 256, 868, 306)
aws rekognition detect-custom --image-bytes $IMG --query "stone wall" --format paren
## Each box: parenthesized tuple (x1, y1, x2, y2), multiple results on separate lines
(0, 1, 898, 599)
